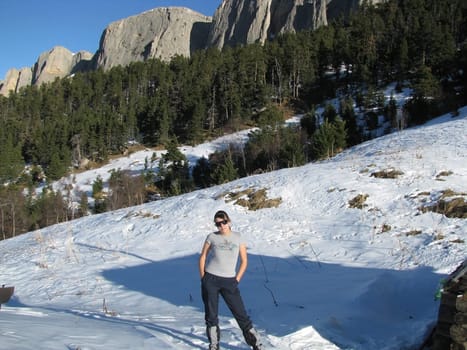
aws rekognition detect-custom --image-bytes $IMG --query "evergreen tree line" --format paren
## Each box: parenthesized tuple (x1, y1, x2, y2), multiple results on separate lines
(0, 0, 465, 239)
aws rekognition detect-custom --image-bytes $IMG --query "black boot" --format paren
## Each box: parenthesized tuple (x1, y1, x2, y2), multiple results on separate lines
(207, 325, 220, 350)
(243, 327, 263, 350)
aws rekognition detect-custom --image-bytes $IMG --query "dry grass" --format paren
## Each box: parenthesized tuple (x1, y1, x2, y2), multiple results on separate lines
(348, 194, 369, 209)
(222, 187, 282, 211)
(123, 210, 160, 219)
(370, 169, 404, 179)
(412, 189, 467, 219)
(440, 189, 466, 199)
(381, 224, 392, 233)
(420, 197, 467, 219)
(436, 170, 453, 180)
(405, 230, 423, 236)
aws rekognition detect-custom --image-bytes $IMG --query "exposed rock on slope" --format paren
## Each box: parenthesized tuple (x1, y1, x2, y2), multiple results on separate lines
(207, 0, 328, 48)
(94, 7, 212, 71)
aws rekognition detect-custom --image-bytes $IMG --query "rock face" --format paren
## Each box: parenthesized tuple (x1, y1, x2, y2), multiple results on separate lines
(16, 67, 33, 90)
(94, 7, 212, 71)
(0, 69, 21, 96)
(1, 67, 34, 96)
(32, 46, 92, 85)
(0, 47, 92, 96)
(71, 50, 94, 74)
(207, 0, 385, 49)
(207, 0, 328, 48)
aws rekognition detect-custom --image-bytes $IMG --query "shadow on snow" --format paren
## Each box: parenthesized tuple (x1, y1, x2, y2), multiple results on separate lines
(101, 252, 442, 348)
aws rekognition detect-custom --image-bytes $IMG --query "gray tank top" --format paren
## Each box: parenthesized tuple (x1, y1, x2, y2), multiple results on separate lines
(204, 231, 246, 278)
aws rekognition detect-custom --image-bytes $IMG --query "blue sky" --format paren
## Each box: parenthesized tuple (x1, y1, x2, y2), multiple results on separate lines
(0, 1, 220, 80)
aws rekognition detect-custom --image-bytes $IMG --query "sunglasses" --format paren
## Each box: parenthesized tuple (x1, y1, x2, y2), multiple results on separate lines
(214, 220, 228, 227)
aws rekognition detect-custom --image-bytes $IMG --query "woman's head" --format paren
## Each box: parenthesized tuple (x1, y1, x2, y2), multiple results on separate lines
(214, 210, 231, 229)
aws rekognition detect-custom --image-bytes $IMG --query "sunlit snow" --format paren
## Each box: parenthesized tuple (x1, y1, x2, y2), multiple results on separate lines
(0, 107, 466, 349)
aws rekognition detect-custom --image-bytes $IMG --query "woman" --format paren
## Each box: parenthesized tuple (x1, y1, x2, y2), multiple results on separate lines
(199, 210, 263, 350)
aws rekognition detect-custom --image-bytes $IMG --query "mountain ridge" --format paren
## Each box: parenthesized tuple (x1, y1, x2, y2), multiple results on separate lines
(0, 0, 384, 96)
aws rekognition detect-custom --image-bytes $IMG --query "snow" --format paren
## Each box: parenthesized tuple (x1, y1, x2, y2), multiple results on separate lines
(52, 128, 255, 207)
(0, 107, 466, 350)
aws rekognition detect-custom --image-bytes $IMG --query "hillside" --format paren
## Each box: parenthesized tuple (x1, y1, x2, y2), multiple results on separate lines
(0, 109, 466, 349)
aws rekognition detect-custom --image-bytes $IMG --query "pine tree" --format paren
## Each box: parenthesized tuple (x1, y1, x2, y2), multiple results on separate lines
(156, 140, 193, 196)
(212, 151, 238, 185)
(192, 157, 212, 188)
(79, 192, 89, 217)
(0, 135, 24, 183)
(310, 118, 347, 160)
(339, 97, 361, 146)
(300, 108, 318, 137)
(46, 149, 69, 181)
(323, 104, 338, 123)
(278, 127, 306, 168)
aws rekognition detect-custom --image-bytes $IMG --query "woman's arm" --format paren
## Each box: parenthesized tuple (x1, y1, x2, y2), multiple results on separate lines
(199, 241, 211, 279)
(236, 244, 248, 282)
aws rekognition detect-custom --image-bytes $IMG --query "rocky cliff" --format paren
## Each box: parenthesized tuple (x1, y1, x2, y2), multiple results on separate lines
(0, 0, 386, 96)
(207, 0, 385, 49)
(0, 47, 93, 96)
(1, 68, 32, 97)
(34, 46, 93, 85)
(207, 0, 328, 48)
(94, 7, 212, 71)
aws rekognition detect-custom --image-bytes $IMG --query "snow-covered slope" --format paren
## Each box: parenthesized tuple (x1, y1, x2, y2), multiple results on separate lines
(0, 109, 466, 350)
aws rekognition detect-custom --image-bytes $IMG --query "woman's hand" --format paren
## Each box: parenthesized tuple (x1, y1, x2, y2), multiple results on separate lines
(199, 241, 211, 279)
(235, 244, 248, 282)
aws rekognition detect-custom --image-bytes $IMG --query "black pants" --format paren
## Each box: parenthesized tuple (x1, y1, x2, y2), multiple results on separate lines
(201, 272, 252, 332)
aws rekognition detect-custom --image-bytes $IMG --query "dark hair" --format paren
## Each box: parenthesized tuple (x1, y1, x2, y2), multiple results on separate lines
(214, 210, 230, 222)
